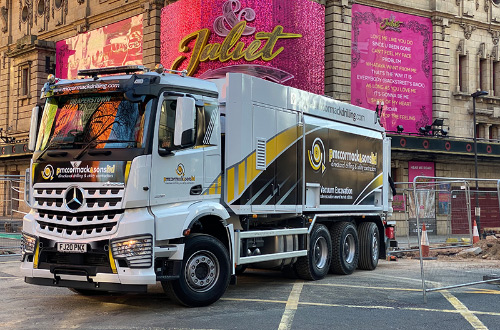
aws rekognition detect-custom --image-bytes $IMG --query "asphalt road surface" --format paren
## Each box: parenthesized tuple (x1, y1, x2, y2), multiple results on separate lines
(1, 255, 499, 330)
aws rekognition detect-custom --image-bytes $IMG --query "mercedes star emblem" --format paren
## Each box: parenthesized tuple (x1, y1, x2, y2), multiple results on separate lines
(64, 186, 85, 211)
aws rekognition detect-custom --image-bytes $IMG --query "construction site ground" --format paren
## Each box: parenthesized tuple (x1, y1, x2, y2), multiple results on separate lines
(393, 233, 500, 261)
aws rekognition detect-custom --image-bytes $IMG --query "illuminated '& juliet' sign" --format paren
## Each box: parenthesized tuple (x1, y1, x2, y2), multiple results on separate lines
(161, 0, 325, 95)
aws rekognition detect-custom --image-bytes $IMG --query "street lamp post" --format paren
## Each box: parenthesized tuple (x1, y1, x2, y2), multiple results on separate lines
(471, 90, 488, 234)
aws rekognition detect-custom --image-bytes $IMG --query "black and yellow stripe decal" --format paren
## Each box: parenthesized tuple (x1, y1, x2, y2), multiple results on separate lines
(354, 173, 384, 205)
(203, 175, 223, 195)
(226, 125, 302, 204)
(124, 161, 132, 184)
(109, 248, 118, 274)
(33, 241, 40, 269)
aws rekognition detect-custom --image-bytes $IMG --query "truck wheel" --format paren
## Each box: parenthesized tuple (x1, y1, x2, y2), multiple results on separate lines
(162, 234, 230, 307)
(358, 222, 379, 270)
(295, 224, 332, 280)
(330, 222, 359, 275)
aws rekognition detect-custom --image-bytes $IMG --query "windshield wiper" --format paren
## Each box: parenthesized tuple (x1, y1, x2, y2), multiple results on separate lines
(74, 139, 137, 160)
(95, 139, 137, 145)
(36, 141, 74, 161)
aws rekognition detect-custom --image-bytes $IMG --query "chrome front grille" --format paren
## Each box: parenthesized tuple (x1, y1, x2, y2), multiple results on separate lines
(33, 184, 124, 239)
(34, 187, 124, 212)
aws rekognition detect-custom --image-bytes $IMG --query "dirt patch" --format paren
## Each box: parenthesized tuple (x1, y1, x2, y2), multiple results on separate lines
(396, 235, 500, 260)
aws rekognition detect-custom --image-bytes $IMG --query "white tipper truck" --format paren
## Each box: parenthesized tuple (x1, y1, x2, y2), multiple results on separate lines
(21, 65, 394, 306)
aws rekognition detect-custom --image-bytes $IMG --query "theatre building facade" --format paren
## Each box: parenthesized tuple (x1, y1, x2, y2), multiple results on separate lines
(0, 0, 499, 235)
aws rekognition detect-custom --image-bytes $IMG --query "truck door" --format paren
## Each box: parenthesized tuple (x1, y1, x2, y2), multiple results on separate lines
(274, 109, 300, 212)
(250, 105, 299, 213)
(150, 94, 206, 206)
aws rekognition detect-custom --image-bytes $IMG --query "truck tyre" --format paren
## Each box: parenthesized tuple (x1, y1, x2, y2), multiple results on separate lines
(358, 222, 380, 270)
(330, 222, 359, 275)
(162, 234, 230, 307)
(295, 224, 332, 280)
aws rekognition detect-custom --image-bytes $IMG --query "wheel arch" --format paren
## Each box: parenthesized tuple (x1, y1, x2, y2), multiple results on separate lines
(188, 214, 230, 251)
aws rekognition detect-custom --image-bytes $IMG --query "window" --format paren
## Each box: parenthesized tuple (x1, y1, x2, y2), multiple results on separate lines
(459, 55, 467, 92)
(493, 61, 500, 96)
(158, 95, 219, 151)
(480, 58, 487, 91)
(158, 99, 177, 150)
(37, 0, 45, 15)
(21, 66, 29, 96)
(21, 6, 28, 22)
(36, 94, 151, 151)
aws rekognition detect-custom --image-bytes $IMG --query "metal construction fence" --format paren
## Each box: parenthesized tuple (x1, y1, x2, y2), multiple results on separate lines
(0, 175, 25, 255)
(390, 177, 500, 302)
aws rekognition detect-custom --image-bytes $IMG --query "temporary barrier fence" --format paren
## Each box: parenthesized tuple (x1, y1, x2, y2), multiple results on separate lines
(411, 177, 500, 303)
(0, 175, 25, 255)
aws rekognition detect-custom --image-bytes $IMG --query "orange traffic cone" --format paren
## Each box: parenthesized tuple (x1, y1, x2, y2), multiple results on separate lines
(473, 220, 480, 244)
(420, 223, 430, 258)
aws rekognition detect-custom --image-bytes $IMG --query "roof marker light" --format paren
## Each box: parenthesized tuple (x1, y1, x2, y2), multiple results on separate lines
(154, 64, 164, 74)
(47, 74, 56, 84)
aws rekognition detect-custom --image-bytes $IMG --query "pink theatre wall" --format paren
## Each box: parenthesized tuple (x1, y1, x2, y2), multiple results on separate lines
(161, 0, 325, 95)
(351, 4, 433, 133)
(56, 15, 143, 80)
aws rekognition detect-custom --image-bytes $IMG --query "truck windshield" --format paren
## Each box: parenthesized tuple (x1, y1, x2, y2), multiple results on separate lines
(36, 94, 150, 151)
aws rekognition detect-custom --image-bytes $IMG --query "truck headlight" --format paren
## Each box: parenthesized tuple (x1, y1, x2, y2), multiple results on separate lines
(22, 232, 37, 254)
(111, 235, 152, 268)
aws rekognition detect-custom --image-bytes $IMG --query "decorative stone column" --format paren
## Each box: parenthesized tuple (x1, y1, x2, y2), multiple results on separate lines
(484, 123, 492, 140)
(432, 16, 452, 122)
(327, 0, 353, 102)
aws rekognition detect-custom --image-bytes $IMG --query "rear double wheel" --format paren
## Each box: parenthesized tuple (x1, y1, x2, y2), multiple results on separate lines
(330, 222, 359, 275)
(358, 222, 380, 270)
(295, 224, 332, 280)
(162, 234, 230, 307)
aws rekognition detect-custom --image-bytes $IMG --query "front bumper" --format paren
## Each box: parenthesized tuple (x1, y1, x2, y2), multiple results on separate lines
(21, 207, 158, 288)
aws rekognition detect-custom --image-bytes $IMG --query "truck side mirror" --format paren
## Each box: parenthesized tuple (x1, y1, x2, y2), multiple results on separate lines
(174, 97, 195, 146)
(28, 106, 40, 152)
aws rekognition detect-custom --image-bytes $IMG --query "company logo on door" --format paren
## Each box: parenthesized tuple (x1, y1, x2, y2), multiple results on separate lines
(164, 163, 196, 184)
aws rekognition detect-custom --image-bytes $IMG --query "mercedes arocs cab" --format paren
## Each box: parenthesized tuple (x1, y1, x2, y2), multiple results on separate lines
(21, 66, 393, 306)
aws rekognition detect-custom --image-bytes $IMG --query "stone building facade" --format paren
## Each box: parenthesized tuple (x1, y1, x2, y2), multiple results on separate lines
(0, 0, 498, 235)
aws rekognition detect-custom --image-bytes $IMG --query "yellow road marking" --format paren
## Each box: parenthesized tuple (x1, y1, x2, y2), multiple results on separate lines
(222, 297, 286, 304)
(306, 282, 421, 292)
(0, 261, 20, 264)
(278, 281, 304, 330)
(441, 290, 488, 330)
(221, 297, 500, 317)
(466, 288, 500, 295)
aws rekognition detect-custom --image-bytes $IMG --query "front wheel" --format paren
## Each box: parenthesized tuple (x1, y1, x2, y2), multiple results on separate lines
(330, 222, 359, 275)
(162, 234, 230, 307)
